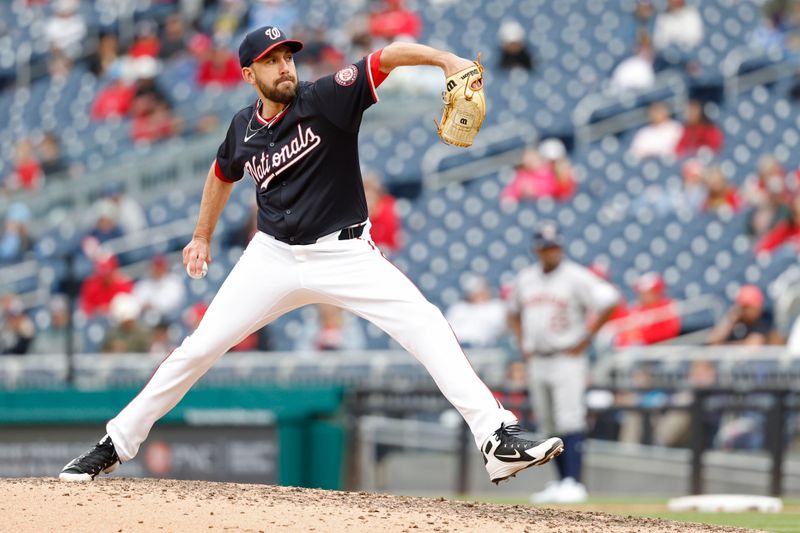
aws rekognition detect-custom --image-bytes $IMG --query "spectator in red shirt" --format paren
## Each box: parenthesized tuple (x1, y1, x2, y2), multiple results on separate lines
(755, 193, 800, 254)
(79, 254, 134, 316)
(364, 172, 401, 252)
(675, 99, 723, 158)
(5, 138, 43, 191)
(703, 166, 741, 214)
(128, 20, 161, 58)
(369, 0, 422, 41)
(91, 67, 135, 121)
(197, 41, 242, 87)
(617, 273, 681, 346)
(501, 139, 576, 203)
(131, 99, 181, 143)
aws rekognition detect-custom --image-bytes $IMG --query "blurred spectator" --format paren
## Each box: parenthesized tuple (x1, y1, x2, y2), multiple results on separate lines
(248, 0, 298, 33)
(501, 139, 575, 203)
(91, 67, 136, 121)
(212, 0, 248, 40)
(610, 31, 655, 92)
(5, 138, 43, 191)
(48, 49, 73, 81)
(369, 0, 422, 42)
(29, 295, 80, 354)
(743, 154, 790, 207)
(703, 166, 741, 214)
(0, 203, 33, 264)
(675, 99, 723, 157)
(615, 273, 681, 346)
(159, 14, 190, 60)
(751, 13, 785, 55)
(197, 39, 242, 87)
(708, 285, 773, 346)
(294, 304, 366, 352)
(755, 193, 800, 254)
(89, 32, 120, 77)
(633, 0, 656, 37)
(498, 20, 533, 71)
(45, 0, 87, 60)
(149, 320, 174, 355)
(652, 0, 704, 52)
(132, 100, 182, 144)
(294, 27, 345, 79)
(134, 255, 187, 322)
(445, 277, 507, 347)
(103, 183, 147, 234)
(628, 102, 682, 160)
(0, 296, 35, 355)
(87, 200, 125, 243)
(745, 176, 790, 237)
(129, 21, 161, 59)
(760, 0, 800, 55)
(349, 16, 375, 59)
(39, 132, 70, 179)
(363, 172, 400, 253)
(79, 254, 134, 316)
(130, 58, 169, 118)
(677, 159, 708, 213)
(102, 293, 151, 353)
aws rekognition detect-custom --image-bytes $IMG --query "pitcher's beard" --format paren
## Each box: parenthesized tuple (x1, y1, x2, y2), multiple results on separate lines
(258, 78, 298, 105)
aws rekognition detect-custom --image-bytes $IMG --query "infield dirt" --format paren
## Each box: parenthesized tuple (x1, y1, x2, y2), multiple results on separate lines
(0, 478, 763, 532)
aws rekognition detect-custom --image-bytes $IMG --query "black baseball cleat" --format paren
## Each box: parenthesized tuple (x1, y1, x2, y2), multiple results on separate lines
(59, 434, 120, 482)
(482, 423, 564, 485)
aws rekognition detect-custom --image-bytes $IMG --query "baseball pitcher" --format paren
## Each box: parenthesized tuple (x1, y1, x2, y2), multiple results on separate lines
(509, 222, 619, 502)
(60, 26, 562, 485)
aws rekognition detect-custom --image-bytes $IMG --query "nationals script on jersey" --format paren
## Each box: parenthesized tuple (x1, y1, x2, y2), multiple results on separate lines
(214, 52, 388, 245)
(508, 260, 619, 354)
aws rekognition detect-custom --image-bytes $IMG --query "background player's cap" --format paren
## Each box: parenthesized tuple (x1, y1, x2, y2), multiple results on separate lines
(532, 221, 562, 249)
(239, 26, 304, 68)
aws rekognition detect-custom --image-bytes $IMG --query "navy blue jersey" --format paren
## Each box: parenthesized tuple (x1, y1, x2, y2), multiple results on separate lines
(214, 52, 387, 244)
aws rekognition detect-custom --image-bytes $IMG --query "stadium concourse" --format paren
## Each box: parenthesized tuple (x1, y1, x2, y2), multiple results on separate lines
(1, 0, 800, 500)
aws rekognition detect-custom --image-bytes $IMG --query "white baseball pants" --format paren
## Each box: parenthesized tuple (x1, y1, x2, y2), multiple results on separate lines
(527, 355, 588, 435)
(107, 225, 517, 461)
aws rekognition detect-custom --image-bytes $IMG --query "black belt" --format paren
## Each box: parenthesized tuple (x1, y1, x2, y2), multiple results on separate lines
(271, 224, 365, 245)
(338, 224, 365, 240)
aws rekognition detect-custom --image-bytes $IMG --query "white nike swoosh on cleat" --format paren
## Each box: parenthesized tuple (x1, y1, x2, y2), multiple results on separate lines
(494, 450, 524, 459)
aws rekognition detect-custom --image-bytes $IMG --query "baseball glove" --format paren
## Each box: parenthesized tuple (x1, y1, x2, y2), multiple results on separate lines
(436, 55, 486, 148)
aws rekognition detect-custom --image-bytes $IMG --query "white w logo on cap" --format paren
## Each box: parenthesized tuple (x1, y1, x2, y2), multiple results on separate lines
(265, 27, 281, 40)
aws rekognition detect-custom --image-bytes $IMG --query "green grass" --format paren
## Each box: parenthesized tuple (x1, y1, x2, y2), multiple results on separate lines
(462, 495, 800, 532)
(633, 510, 800, 532)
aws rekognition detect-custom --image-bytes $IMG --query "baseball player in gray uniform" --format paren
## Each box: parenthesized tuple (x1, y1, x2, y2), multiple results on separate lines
(508, 222, 620, 503)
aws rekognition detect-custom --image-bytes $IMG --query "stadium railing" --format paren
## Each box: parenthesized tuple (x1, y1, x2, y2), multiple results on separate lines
(722, 45, 797, 101)
(572, 70, 688, 145)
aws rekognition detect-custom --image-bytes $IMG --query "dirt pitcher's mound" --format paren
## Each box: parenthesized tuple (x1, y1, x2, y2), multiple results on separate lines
(1, 478, 755, 533)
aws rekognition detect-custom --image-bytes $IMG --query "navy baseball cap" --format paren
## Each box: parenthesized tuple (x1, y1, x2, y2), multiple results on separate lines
(238, 26, 304, 68)
(533, 221, 563, 249)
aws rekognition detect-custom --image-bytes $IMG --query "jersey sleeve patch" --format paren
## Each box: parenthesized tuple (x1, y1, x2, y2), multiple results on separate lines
(334, 64, 358, 86)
